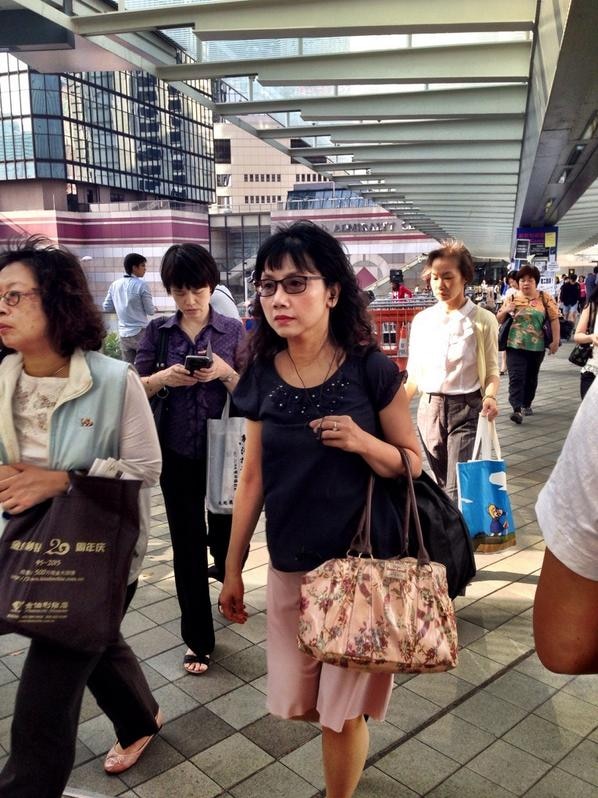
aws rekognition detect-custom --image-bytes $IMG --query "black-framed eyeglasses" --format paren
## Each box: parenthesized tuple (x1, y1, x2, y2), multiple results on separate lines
(253, 275, 324, 297)
(0, 290, 41, 307)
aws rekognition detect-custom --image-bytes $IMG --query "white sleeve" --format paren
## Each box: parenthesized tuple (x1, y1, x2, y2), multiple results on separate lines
(117, 369, 162, 488)
(535, 381, 598, 580)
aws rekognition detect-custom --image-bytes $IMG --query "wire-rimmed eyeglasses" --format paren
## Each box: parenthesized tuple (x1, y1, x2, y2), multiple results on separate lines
(0, 290, 41, 307)
(253, 275, 324, 298)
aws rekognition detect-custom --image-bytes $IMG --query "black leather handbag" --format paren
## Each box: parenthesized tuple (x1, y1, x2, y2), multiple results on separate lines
(374, 470, 476, 599)
(568, 303, 596, 367)
(149, 325, 170, 437)
(498, 315, 513, 351)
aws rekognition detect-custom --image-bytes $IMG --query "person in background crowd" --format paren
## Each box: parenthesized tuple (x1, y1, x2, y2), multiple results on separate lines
(496, 263, 559, 425)
(572, 284, 598, 399)
(559, 274, 580, 323)
(210, 282, 242, 321)
(136, 244, 244, 675)
(499, 271, 519, 374)
(0, 238, 162, 796)
(534, 378, 598, 674)
(405, 240, 499, 503)
(584, 265, 598, 299)
(391, 281, 413, 300)
(219, 221, 421, 798)
(578, 275, 587, 311)
(103, 253, 155, 364)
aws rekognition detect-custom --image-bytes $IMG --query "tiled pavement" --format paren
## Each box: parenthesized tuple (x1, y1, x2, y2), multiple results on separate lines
(1, 344, 597, 797)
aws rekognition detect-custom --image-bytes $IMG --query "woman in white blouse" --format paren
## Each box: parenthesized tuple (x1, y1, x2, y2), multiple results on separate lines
(406, 241, 500, 502)
(0, 238, 163, 797)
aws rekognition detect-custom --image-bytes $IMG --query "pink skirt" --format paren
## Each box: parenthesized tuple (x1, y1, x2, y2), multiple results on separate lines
(266, 564, 394, 733)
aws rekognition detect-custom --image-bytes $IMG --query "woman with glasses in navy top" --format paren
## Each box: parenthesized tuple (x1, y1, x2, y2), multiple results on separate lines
(219, 221, 421, 798)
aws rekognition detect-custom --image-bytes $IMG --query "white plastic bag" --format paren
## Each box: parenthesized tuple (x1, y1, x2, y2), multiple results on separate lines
(206, 396, 246, 514)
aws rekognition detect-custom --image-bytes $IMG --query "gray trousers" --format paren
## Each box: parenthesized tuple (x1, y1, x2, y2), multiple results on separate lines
(119, 329, 146, 365)
(417, 391, 482, 503)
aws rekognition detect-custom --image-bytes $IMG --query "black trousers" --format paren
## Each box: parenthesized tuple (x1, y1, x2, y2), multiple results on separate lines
(580, 370, 595, 400)
(0, 583, 159, 798)
(506, 347, 545, 410)
(160, 447, 232, 656)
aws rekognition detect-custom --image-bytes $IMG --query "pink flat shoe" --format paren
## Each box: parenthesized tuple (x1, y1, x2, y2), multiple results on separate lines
(104, 709, 164, 775)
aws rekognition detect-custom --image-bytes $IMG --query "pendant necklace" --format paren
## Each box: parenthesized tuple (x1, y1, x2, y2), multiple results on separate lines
(286, 347, 338, 417)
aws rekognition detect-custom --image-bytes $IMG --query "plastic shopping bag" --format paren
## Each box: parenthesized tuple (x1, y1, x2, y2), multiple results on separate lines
(456, 416, 516, 553)
(206, 395, 246, 514)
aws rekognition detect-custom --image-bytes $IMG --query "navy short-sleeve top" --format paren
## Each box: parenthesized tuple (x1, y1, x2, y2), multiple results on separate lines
(233, 348, 405, 571)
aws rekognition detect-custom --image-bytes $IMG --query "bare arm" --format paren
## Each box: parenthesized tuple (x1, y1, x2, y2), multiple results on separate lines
(534, 548, 598, 674)
(219, 421, 264, 623)
(573, 305, 598, 346)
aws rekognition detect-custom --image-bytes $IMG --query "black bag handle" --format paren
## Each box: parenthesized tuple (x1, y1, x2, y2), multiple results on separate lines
(350, 448, 430, 566)
(155, 325, 169, 371)
(152, 325, 170, 399)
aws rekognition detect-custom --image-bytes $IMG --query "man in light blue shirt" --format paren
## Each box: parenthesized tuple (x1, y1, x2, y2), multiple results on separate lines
(103, 253, 155, 364)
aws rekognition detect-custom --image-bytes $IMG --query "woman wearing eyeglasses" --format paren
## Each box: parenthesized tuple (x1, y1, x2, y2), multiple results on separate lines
(0, 238, 162, 796)
(136, 244, 244, 676)
(219, 222, 421, 798)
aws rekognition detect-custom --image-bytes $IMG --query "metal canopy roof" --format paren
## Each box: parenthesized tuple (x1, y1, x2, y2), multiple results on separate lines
(7, 0, 598, 258)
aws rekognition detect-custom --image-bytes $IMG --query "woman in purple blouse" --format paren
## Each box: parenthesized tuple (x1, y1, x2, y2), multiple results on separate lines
(136, 244, 244, 675)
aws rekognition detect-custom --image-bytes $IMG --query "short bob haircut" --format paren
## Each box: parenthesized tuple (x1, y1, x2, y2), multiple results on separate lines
(423, 239, 475, 284)
(506, 270, 519, 283)
(160, 243, 219, 293)
(517, 263, 541, 284)
(248, 220, 375, 361)
(0, 236, 104, 356)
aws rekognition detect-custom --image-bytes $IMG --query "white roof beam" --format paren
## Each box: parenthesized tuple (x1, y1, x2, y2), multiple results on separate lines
(216, 85, 527, 121)
(258, 118, 524, 144)
(288, 142, 522, 160)
(156, 41, 530, 84)
(334, 175, 518, 187)
(72, 0, 536, 38)
(311, 160, 520, 175)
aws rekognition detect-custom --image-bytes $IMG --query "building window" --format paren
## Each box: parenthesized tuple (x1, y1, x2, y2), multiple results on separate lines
(214, 138, 231, 164)
(244, 174, 248, 182)
(216, 173, 230, 187)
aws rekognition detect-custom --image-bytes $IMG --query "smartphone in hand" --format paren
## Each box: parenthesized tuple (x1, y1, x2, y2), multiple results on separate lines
(184, 341, 213, 373)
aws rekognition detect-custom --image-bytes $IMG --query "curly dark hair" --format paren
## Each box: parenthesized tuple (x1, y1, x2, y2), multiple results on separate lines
(0, 236, 105, 355)
(246, 221, 375, 363)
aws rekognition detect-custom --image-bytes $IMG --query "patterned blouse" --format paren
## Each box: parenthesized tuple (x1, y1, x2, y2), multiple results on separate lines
(507, 291, 559, 352)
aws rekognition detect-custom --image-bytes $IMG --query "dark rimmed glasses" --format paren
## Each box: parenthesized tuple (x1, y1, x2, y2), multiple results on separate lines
(253, 275, 324, 298)
(0, 289, 41, 307)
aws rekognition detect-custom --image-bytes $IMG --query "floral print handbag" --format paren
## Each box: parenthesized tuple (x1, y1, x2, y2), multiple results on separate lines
(297, 448, 459, 673)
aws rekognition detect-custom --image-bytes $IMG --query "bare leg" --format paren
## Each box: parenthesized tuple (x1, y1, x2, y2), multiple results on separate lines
(322, 715, 369, 798)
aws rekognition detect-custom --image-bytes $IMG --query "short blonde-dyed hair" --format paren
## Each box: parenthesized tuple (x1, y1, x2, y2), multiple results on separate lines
(423, 239, 475, 284)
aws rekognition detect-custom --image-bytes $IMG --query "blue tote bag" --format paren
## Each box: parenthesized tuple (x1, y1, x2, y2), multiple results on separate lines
(457, 417, 516, 553)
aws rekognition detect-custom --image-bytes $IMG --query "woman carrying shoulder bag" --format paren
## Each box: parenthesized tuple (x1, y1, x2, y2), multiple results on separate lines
(496, 263, 560, 424)
(572, 284, 598, 399)
(0, 238, 163, 797)
(219, 221, 421, 798)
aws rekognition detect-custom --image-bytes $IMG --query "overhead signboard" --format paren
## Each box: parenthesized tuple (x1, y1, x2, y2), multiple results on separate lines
(516, 226, 558, 263)
(515, 238, 530, 259)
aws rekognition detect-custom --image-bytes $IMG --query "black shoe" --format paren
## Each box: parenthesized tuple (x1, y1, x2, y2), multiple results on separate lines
(522, 407, 533, 416)
(207, 565, 224, 582)
(510, 409, 523, 425)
